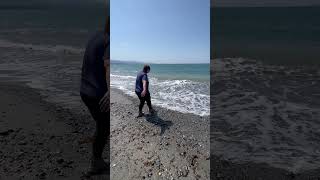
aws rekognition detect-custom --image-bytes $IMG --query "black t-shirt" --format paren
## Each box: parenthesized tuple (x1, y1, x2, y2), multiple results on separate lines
(135, 71, 149, 93)
(80, 32, 109, 98)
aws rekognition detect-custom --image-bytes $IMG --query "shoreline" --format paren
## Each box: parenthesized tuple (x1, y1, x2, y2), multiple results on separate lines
(110, 63, 210, 117)
(110, 87, 210, 118)
(1, 79, 320, 179)
(110, 88, 210, 179)
(111, 87, 320, 180)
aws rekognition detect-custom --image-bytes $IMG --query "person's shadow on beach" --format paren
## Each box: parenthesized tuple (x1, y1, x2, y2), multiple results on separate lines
(145, 112, 173, 136)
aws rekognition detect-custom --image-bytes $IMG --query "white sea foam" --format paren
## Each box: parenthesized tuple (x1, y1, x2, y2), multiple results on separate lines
(110, 74, 209, 116)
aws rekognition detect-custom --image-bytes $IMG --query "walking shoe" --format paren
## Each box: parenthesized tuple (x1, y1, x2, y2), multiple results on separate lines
(136, 112, 144, 118)
(85, 158, 109, 176)
(149, 109, 156, 115)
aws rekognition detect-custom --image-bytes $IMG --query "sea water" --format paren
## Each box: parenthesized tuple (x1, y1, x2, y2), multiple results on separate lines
(111, 62, 210, 116)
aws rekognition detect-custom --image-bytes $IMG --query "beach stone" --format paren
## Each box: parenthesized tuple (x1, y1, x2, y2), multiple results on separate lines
(17, 151, 25, 157)
(182, 166, 189, 177)
(18, 141, 27, 145)
(0, 129, 14, 136)
(38, 172, 47, 179)
(177, 166, 190, 178)
(57, 158, 64, 164)
(286, 172, 296, 179)
(58, 171, 65, 176)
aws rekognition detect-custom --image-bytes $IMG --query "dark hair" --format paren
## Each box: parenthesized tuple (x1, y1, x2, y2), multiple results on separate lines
(143, 64, 150, 73)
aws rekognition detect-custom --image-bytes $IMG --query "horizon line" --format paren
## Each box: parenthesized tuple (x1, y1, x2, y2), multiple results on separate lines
(111, 59, 209, 64)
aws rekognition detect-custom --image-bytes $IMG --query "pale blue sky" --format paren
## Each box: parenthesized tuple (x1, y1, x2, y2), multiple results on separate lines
(110, 0, 210, 64)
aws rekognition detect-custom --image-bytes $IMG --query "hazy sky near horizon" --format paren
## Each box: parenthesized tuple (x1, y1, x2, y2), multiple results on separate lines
(111, 0, 210, 64)
(212, 0, 320, 7)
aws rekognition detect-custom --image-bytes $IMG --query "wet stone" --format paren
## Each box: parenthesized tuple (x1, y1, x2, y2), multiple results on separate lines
(57, 158, 64, 164)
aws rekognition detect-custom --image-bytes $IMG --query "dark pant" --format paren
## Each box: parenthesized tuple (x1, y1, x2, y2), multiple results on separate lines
(135, 91, 152, 112)
(81, 93, 109, 159)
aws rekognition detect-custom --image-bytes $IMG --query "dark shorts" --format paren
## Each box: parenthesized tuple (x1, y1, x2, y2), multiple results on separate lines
(80, 93, 110, 122)
(135, 91, 151, 100)
(135, 91, 152, 111)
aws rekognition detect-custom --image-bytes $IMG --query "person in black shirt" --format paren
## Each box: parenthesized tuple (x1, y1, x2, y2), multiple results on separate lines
(80, 15, 110, 175)
(135, 64, 155, 117)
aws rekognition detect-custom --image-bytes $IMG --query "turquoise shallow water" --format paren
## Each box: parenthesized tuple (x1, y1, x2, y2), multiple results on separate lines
(112, 62, 209, 81)
(111, 62, 210, 116)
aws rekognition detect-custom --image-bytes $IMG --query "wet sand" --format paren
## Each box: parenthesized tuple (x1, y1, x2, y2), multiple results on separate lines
(110, 88, 210, 180)
(0, 81, 109, 179)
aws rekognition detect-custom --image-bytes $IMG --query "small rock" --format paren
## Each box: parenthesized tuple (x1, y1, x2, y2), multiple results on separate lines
(0, 129, 14, 136)
(18, 151, 25, 157)
(143, 161, 153, 166)
(177, 166, 189, 177)
(67, 160, 74, 164)
(57, 158, 64, 164)
(191, 155, 198, 166)
(286, 172, 296, 179)
(39, 172, 46, 179)
(182, 166, 189, 177)
(152, 132, 156, 136)
(18, 141, 27, 145)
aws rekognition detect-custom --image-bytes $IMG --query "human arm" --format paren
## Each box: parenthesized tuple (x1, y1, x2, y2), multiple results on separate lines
(141, 80, 147, 97)
(99, 36, 110, 112)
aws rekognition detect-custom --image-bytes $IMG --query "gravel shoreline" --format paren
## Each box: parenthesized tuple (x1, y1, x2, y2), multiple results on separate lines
(0, 81, 109, 179)
(2, 75, 320, 179)
(110, 88, 210, 180)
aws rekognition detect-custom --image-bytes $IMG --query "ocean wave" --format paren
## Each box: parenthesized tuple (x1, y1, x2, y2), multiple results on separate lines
(0, 39, 84, 55)
(110, 73, 209, 116)
(211, 58, 320, 171)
